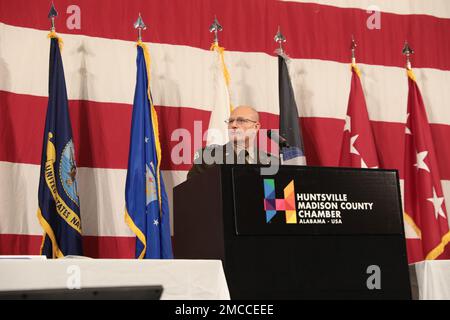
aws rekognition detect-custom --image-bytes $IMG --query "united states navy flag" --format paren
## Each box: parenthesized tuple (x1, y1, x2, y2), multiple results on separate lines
(125, 42, 173, 259)
(37, 35, 83, 258)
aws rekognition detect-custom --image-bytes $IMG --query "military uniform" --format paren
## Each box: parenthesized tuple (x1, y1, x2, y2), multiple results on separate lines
(187, 142, 278, 179)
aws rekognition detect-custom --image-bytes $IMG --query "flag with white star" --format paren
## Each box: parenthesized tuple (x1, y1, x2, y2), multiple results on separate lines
(403, 69, 450, 263)
(124, 42, 173, 259)
(339, 65, 379, 169)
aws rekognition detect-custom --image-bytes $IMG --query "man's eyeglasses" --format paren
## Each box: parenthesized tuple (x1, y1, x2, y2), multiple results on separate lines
(224, 117, 258, 125)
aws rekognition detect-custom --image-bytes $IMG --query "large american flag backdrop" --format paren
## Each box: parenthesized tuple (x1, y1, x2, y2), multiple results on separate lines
(1, 0, 449, 262)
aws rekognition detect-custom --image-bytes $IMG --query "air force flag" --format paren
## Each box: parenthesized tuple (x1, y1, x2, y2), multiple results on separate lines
(125, 42, 173, 259)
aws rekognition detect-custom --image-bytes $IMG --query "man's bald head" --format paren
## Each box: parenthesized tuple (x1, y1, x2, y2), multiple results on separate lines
(230, 105, 260, 122)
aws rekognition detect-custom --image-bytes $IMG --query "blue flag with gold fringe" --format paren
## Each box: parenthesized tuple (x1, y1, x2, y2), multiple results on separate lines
(125, 42, 173, 259)
(37, 35, 83, 258)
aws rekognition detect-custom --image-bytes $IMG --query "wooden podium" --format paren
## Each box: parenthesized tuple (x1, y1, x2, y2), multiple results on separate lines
(173, 165, 411, 299)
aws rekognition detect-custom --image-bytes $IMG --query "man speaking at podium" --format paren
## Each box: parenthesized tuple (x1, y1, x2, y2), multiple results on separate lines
(187, 106, 277, 179)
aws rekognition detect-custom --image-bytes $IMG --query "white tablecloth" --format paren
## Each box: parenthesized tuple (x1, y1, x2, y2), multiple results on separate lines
(410, 260, 450, 300)
(0, 258, 230, 300)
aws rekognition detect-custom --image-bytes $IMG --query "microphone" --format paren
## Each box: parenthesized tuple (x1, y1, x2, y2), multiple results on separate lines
(267, 130, 290, 148)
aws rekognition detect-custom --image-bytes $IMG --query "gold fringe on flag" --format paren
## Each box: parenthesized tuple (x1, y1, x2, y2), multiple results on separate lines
(210, 42, 233, 112)
(351, 63, 362, 78)
(407, 69, 417, 82)
(47, 31, 64, 50)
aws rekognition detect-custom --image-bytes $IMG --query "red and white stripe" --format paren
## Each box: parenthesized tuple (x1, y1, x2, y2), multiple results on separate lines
(1, 0, 450, 258)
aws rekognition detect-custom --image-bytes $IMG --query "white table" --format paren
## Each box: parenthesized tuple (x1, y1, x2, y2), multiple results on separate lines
(409, 260, 450, 300)
(0, 259, 230, 300)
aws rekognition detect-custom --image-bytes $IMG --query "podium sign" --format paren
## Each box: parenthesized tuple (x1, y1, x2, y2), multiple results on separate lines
(232, 166, 403, 235)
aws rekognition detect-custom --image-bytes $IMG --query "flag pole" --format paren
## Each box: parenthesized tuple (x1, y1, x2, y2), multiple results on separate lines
(351, 35, 357, 66)
(48, 2, 57, 32)
(134, 13, 147, 42)
(47, 2, 63, 48)
(403, 41, 415, 80)
(350, 36, 361, 77)
(209, 16, 222, 46)
(274, 26, 286, 56)
(133, 14, 151, 83)
(402, 41, 414, 71)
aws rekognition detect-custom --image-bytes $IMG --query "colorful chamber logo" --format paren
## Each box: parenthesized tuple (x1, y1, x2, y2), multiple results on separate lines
(263, 179, 296, 223)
